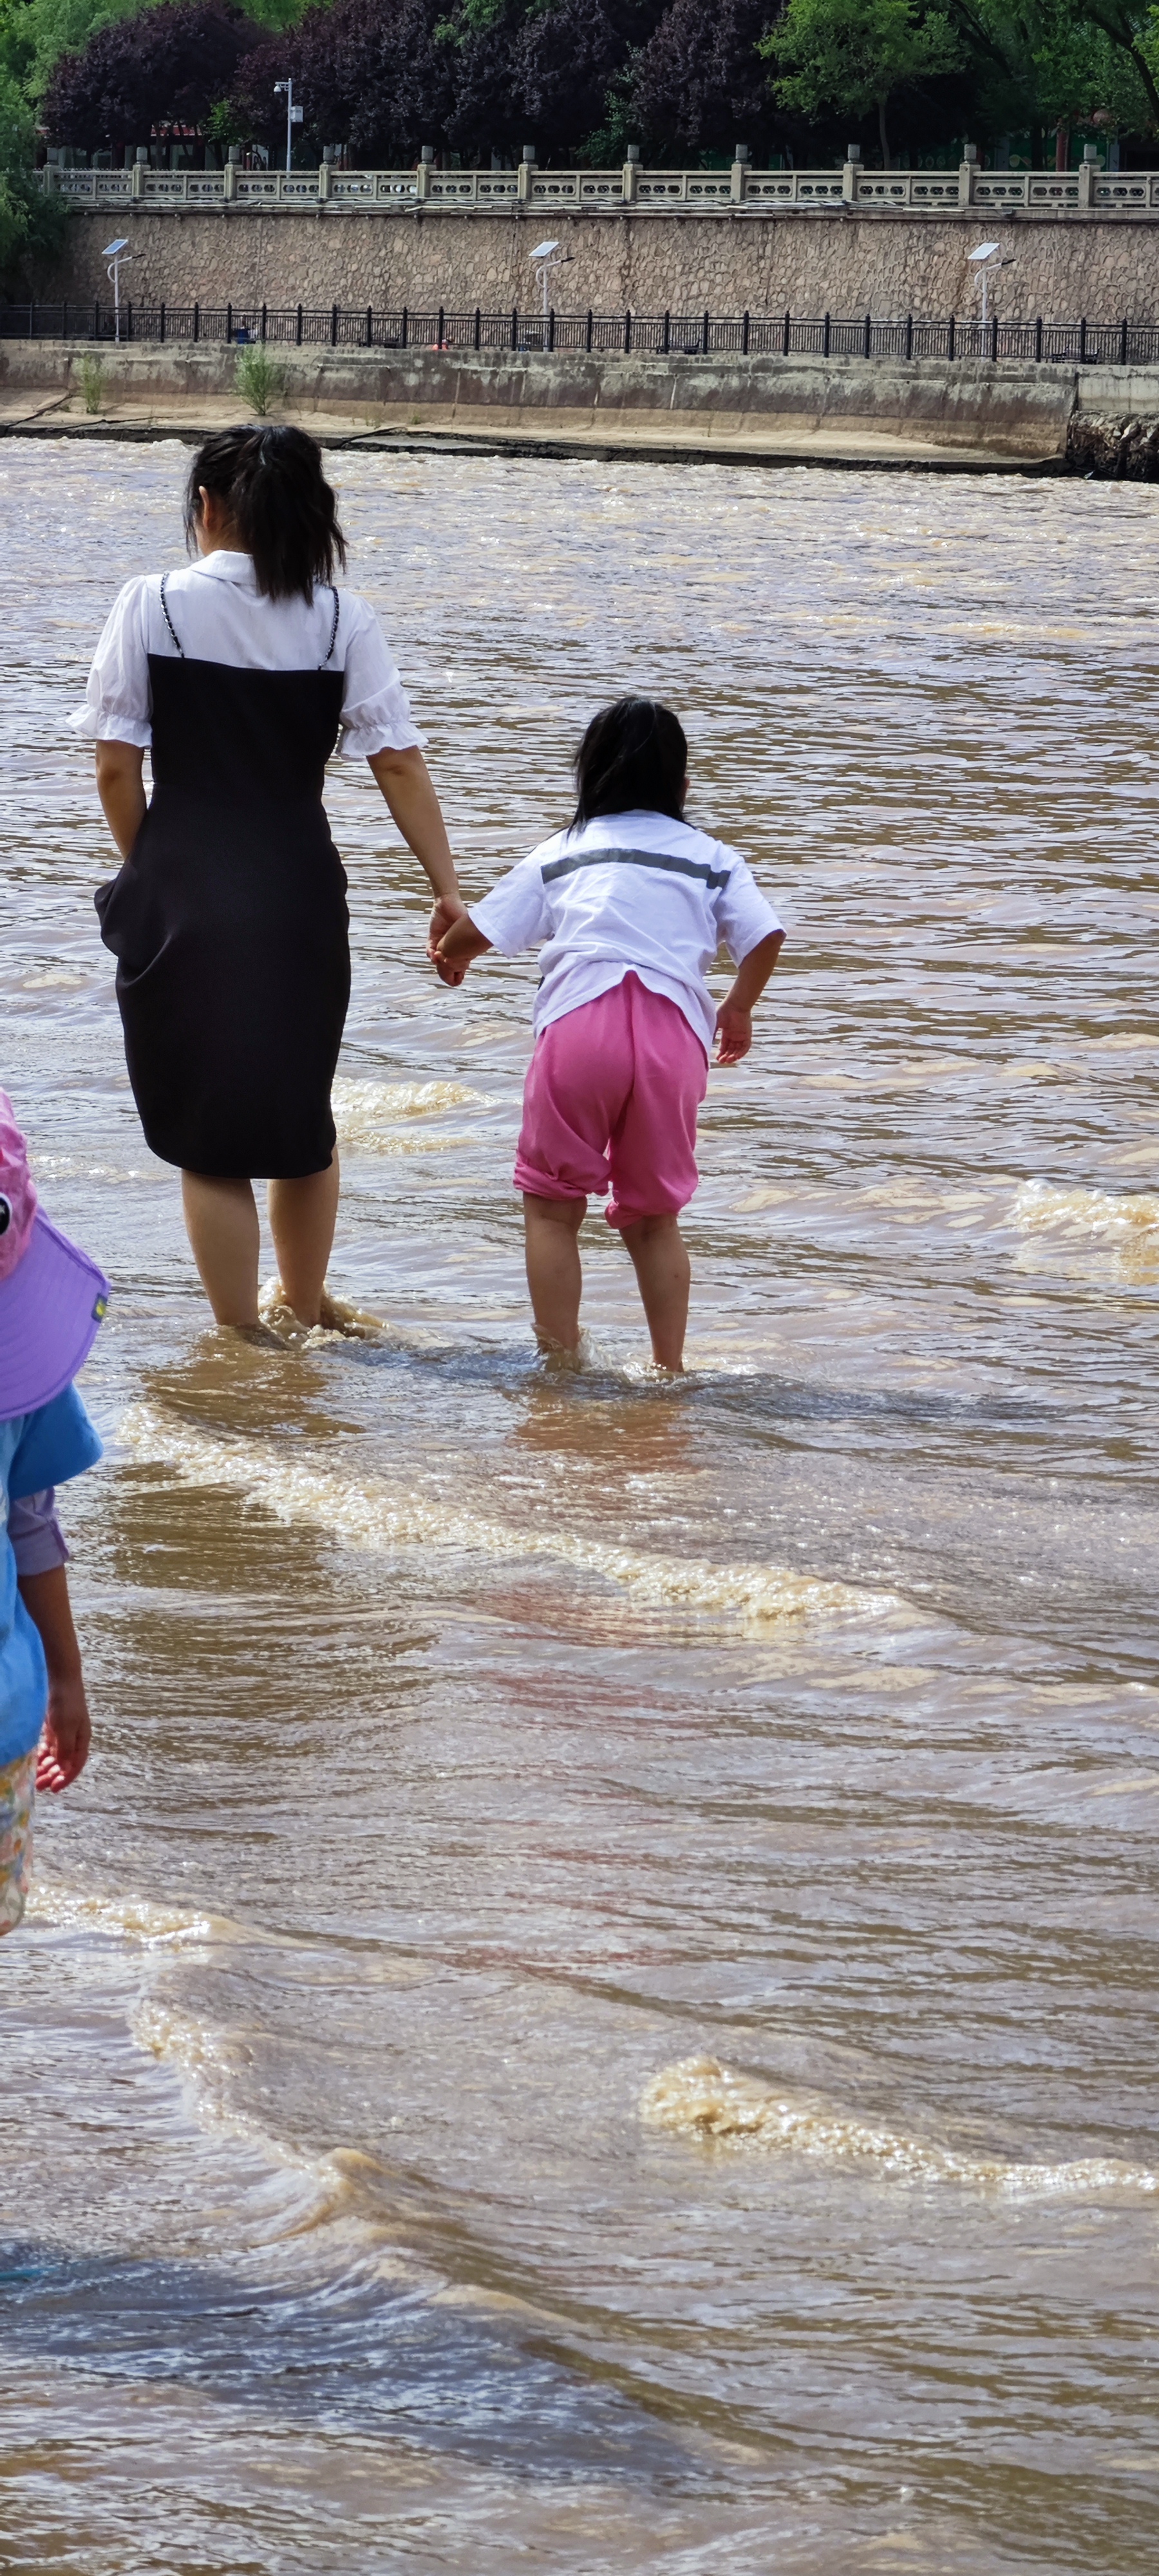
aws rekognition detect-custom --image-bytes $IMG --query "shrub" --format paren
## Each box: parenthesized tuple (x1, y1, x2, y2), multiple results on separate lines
(234, 342, 288, 413)
(78, 351, 106, 410)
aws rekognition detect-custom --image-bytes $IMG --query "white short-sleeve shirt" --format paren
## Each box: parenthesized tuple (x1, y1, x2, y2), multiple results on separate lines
(70, 548, 423, 759)
(469, 810, 784, 1054)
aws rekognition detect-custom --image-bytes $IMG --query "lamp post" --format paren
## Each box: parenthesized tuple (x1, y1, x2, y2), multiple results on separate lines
(273, 79, 303, 177)
(102, 236, 131, 345)
(529, 238, 571, 322)
(966, 240, 1013, 337)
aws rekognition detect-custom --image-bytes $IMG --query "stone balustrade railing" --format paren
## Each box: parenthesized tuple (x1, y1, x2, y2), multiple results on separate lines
(41, 159, 1159, 215)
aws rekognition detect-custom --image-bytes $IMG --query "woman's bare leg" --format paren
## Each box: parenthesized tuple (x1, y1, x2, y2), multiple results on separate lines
(523, 1191, 586, 1355)
(620, 1213, 690, 1372)
(268, 1155, 340, 1327)
(181, 1173, 261, 1327)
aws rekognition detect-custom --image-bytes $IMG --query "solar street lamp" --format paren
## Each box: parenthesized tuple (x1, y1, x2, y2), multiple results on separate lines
(102, 236, 131, 344)
(529, 238, 570, 319)
(967, 240, 1013, 334)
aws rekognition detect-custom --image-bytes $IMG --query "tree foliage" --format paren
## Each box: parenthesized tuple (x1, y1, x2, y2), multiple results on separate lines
(0, 66, 66, 273)
(42, 0, 272, 142)
(630, 0, 777, 156)
(767, 0, 961, 164)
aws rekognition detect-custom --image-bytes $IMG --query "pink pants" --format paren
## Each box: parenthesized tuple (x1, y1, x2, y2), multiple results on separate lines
(514, 972, 708, 1228)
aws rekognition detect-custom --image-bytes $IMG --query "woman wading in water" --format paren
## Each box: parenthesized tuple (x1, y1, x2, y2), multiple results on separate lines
(77, 426, 462, 1331)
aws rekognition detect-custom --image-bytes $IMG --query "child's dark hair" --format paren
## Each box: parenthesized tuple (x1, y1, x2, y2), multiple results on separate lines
(185, 424, 346, 603)
(572, 697, 688, 829)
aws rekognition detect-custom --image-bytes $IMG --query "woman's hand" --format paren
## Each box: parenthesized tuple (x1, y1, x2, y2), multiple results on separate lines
(37, 1674, 92, 1793)
(428, 891, 467, 962)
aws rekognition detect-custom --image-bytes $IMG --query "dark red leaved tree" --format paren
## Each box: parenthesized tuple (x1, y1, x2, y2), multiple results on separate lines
(630, 0, 777, 158)
(43, 0, 272, 147)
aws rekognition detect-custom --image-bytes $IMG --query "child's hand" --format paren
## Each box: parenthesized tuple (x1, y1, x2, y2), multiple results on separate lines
(37, 1672, 91, 1793)
(433, 940, 469, 988)
(715, 1002, 753, 1066)
(427, 893, 467, 961)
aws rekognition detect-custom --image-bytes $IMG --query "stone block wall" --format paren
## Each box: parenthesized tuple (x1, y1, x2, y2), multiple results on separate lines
(42, 205, 1159, 325)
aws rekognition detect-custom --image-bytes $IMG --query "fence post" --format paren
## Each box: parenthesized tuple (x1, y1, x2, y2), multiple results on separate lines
(783, 307, 790, 355)
(366, 304, 372, 347)
(261, 303, 267, 343)
(227, 302, 232, 342)
(947, 312, 955, 361)
(586, 307, 593, 353)
(823, 310, 830, 357)
(742, 308, 749, 355)
(331, 301, 339, 346)
(663, 310, 670, 355)
(547, 305, 554, 352)
(127, 299, 133, 343)
(296, 303, 303, 345)
(905, 310, 913, 359)
(1120, 314, 1128, 366)
(475, 305, 480, 351)
(511, 305, 518, 350)
(625, 308, 632, 353)
(1035, 314, 1042, 362)
(1079, 315, 1087, 364)
(702, 308, 709, 353)
(437, 303, 445, 346)
(401, 306, 408, 348)
(159, 300, 165, 343)
(193, 301, 200, 343)
(863, 311, 871, 357)
(990, 312, 998, 361)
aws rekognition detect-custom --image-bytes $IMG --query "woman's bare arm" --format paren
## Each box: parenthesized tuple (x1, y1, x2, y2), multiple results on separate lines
(367, 746, 464, 956)
(95, 741, 147, 860)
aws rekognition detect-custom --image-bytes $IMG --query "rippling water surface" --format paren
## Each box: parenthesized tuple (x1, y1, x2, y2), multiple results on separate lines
(1, 440, 1157, 2573)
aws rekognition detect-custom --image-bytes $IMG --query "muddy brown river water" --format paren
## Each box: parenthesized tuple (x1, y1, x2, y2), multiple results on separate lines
(0, 438, 1156, 2574)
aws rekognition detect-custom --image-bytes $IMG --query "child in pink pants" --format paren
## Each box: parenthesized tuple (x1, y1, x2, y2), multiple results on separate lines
(437, 698, 784, 1371)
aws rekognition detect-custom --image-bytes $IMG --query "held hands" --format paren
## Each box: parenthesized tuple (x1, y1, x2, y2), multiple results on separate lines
(428, 892, 467, 963)
(36, 1672, 92, 1793)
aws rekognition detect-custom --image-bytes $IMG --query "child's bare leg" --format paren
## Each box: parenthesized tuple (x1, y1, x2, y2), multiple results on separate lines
(523, 1192, 586, 1354)
(269, 1155, 340, 1327)
(181, 1172, 261, 1327)
(620, 1213, 690, 1372)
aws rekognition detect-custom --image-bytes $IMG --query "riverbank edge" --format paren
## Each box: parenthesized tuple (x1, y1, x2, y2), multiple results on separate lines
(1, 340, 1100, 471)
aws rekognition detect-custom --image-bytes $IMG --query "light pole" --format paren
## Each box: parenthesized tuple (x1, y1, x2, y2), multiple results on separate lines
(966, 240, 1013, 338)
(529, 238, 571, 323)
(273, 79, 303, 177)
(102, 235, 131, 345)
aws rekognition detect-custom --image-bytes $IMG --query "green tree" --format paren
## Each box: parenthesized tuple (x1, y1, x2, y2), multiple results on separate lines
(765, 0, 961, 164)
(0, 67, 66, 274)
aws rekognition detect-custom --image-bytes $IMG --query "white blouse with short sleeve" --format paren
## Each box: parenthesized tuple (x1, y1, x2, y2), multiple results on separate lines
(70, 549, 424, 758)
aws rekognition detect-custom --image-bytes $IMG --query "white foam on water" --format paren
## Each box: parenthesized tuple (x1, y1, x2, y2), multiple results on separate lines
(331, 1076, 487, 1151)
(641, 2056, 1159, 2197)
(1010, 1179, 1159, 1243)
(118, 1401, 904, 1632)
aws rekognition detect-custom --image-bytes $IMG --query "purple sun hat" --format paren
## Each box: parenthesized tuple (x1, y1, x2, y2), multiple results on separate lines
(0, 1092, 109, 1424)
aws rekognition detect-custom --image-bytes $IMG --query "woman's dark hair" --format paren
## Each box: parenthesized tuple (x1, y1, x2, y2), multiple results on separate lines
(185, 424, 346, 603)
(572, 697, 688, 829)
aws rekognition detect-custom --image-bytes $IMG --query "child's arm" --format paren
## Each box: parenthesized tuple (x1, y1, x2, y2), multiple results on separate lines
(17, 1564, 91, 1792)
(434, 914, 493, 989)
(715, 930, 784, 1067)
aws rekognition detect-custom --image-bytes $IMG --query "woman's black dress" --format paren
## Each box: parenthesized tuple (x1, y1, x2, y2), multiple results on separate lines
(95, 581, 348, 1180)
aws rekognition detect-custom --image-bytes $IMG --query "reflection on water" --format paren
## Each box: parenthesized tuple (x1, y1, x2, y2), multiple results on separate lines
(1, 440, 1157, 2575)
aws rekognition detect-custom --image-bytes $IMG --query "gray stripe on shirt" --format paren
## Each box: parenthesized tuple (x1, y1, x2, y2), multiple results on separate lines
(541, 844, 731, 891)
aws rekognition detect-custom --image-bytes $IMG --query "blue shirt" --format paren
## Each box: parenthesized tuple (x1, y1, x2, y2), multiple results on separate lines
(0, 1387, 102, 1770)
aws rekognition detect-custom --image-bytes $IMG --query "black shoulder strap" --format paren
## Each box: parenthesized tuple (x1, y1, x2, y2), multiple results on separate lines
(158, 572, 184, 658)
(319, 587, 340, 668)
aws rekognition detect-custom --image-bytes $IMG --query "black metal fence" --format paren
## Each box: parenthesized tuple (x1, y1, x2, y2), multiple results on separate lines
(3, 299, 1159, 365)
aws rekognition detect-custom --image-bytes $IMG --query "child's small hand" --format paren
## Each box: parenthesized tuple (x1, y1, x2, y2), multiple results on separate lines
(36, 1672, 91, 1793)
(715, 1003, 753, 1066)
(433, 947, 469, 987)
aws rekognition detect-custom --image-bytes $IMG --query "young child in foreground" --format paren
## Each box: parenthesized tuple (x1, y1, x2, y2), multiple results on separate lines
(436, 697, 784, 1372)
(0, 1094, 107, 1935)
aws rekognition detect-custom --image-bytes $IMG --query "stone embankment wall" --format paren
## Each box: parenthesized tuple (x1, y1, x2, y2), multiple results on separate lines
(0, 339, 1085, 459)
(44, 205, 1159, 325)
